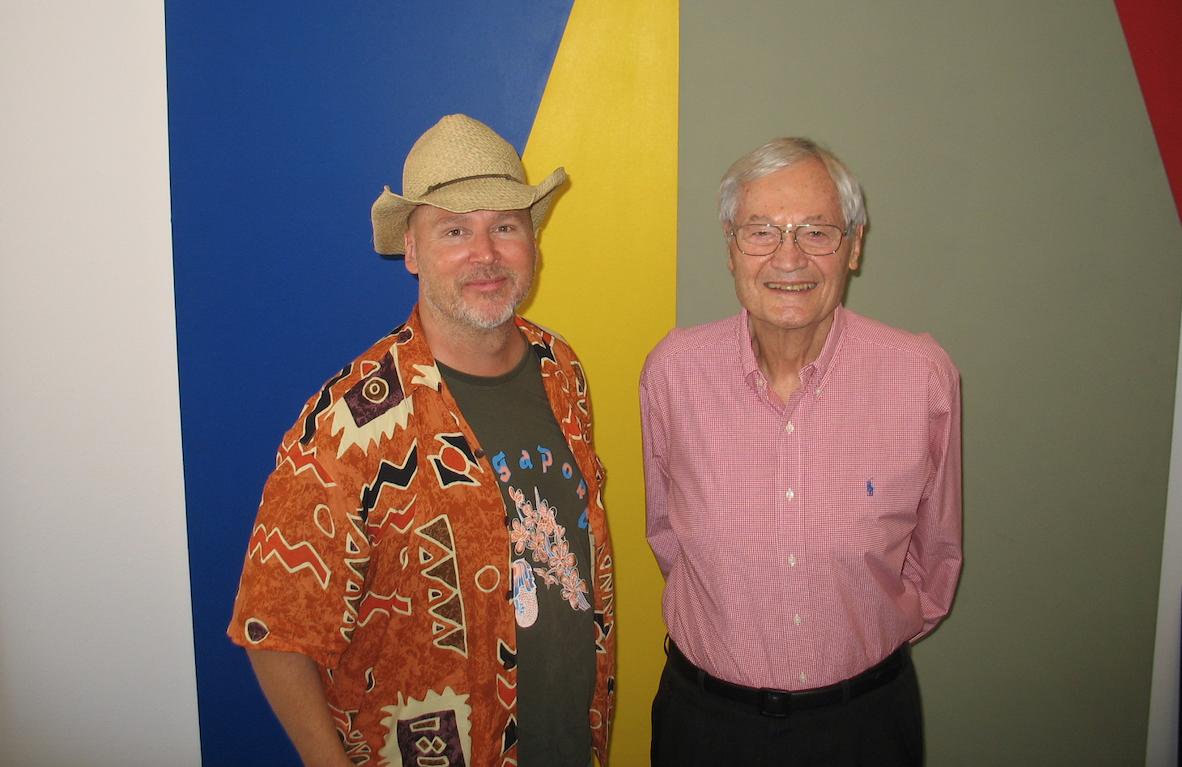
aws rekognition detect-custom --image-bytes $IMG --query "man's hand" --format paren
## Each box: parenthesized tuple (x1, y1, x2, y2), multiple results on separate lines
(246, 648, 353, 767)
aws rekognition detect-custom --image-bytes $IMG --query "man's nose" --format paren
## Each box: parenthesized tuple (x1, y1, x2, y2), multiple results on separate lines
(770, 231, 809, 269)
(469, 229, 499, 262)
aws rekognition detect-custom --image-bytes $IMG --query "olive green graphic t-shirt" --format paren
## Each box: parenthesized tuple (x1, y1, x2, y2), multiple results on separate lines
(439, 347, 595, 767)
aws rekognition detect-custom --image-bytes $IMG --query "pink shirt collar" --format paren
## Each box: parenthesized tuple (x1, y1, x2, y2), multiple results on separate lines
(738, 305, 848, 396)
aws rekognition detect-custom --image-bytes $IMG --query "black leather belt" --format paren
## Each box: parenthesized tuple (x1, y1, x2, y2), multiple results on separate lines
(666, 639, 909, 718)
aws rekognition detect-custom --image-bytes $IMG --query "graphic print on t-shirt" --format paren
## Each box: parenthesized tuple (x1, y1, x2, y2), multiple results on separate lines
(492, 445, 591, 629)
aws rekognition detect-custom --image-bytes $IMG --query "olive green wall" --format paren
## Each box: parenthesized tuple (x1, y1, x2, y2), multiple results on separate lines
(678, 2, 1181, 764)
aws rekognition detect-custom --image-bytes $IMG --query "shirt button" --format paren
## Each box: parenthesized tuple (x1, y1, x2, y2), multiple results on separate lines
(785, 421, 794, 434)
(793, 613, 802, 625)
(799, 672, 808, 685)
(814, 387, 823, 397)
(787, 555, 796, 567)
(785, 488, 795, 501)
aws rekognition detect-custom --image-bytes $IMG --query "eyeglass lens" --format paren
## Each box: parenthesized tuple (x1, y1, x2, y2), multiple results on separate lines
(735, 224, 843, 256)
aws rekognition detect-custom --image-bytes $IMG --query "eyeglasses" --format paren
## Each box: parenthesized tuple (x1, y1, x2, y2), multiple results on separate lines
(728, 223, 848, 257)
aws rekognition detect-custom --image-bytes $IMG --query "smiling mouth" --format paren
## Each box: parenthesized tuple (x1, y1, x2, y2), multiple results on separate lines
(765, 281, 817, 292)
(466, 278, 506, 289)
(463, 271, 511, 291)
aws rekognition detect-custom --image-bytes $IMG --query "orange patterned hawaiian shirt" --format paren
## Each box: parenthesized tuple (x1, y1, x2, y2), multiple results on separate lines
(228, 306, 615, 766)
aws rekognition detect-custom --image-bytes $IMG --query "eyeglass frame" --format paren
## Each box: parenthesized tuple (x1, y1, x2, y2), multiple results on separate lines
(726, 222, 851, 257)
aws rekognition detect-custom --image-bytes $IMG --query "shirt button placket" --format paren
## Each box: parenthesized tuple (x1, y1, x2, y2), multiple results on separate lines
(782, 393, 803, 663)
(782, 419, 797, 503)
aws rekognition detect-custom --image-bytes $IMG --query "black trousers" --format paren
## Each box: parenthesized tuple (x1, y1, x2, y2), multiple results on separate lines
(651, 650, 924, 767)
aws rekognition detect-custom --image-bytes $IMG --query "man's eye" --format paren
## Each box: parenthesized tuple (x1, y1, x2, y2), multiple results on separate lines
(494, 224, 516, 233)
(443, 228, 465, 238)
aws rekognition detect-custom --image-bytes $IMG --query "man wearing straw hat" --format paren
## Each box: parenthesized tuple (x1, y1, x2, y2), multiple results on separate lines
(228, 114, 615, 767)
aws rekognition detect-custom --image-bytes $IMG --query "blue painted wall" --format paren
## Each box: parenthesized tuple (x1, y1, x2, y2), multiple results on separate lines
(165, 2, 572, 761)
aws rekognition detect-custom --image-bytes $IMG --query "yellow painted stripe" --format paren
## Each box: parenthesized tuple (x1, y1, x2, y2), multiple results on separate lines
(521, 1, 677, 762)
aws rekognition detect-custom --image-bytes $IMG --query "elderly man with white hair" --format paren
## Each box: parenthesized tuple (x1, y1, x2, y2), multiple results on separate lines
(642, 137, 961, 766)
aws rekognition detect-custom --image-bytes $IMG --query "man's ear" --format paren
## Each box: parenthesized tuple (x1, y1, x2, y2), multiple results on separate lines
(848, 225, 865, 271)
(724, 226, 737, 275)
(404, 230, 419, 275)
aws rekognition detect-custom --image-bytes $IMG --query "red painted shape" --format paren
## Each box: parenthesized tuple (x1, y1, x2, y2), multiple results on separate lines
(1115, 0, 1182, 221)
(440, 444, 469, 474)
(357, 590, 412, 624)
(247, 526, 331, 588)
(496, 673, 516, 709)
(369, 502, 416, 537)
(278, 442, 334, 485)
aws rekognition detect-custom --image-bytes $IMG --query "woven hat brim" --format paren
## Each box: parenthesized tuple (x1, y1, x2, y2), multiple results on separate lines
(372, 167, 566, 255)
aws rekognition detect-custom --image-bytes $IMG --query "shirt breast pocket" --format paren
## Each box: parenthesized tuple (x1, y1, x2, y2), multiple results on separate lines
(821, 422, 929, 552)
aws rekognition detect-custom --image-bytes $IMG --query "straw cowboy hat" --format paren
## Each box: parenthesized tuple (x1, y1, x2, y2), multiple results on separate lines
(371, 114, 567, 255)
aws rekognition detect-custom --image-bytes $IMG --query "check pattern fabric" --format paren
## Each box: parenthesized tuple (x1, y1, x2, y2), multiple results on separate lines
(641, 306, 961, 691)
(228, 306, 615, 766)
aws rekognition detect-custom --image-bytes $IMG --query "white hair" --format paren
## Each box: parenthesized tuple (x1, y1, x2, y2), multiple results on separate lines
(718, 137, 867, 232)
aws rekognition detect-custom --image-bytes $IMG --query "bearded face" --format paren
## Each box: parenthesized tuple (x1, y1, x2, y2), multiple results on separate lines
(404, 207, 537, 334)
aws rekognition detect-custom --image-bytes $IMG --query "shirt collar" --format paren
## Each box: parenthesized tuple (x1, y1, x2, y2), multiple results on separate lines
(737, 305, 848, 392)
(810, 304, 846, 388)
(398, 305, 554, 395)
(737, 309, 763, 387)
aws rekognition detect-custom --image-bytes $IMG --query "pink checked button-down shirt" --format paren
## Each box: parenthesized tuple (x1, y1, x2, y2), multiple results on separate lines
(640, 306, 962, 690)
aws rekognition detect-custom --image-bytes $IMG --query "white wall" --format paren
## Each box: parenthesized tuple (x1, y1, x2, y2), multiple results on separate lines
(0, 2, 201, 764)
(1149, 318, 1182, 766)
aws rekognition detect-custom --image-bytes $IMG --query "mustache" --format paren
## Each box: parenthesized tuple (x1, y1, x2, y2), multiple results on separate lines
(459, 267, 515, 285)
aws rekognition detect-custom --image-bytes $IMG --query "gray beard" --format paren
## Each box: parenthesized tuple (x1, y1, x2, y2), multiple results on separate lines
(424, 267, 532, 332)
(451, 298, 516, 330)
